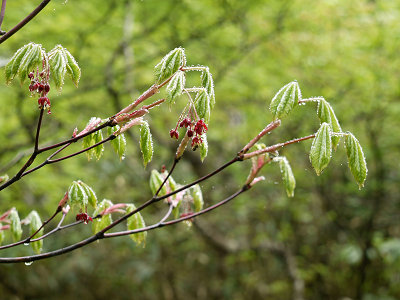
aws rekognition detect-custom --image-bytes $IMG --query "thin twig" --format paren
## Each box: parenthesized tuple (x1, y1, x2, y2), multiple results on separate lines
(0, 109, 44, 191)
(0, 0, 52, 44)
(105, 186, 248, 238)
(242, 134, 316, 160)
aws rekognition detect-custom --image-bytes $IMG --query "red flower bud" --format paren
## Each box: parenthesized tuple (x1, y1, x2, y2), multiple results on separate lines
(169, 129, 179, 139)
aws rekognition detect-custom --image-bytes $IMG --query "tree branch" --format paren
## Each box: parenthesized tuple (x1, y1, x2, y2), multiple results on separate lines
(0, 0, 52, 44)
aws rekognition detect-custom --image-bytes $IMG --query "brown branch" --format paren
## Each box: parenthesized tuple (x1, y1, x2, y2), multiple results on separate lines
(0, 0, 52, 44)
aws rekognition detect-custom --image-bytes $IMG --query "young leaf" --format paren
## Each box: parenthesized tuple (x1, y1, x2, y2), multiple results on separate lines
(92, 129, 104, 160)
(108, 126, 127, 160)
(199, 134, 208, 162)
(10, 208, 22, 242)
(126, 204, 147, 247)
(64, 48, 81, 87)
(172, 200, 182, 219)
(269, 81, 301, 120)
(274, 157, 296, 197)
(18, 43, 44, 84)
(310, 122, 332, 175)
(82, 134, 95, 161)
(192, 184, 204, 212)
(68, 181, 88, 210)
(5, 43, 31, 84)
(154, 47, 186, 84)
(48, 45, 68, 91)
(27, 211, 43, 254)
(139, 122, 153, 166)
(79, 181, 97, 209)
(195, 89, 210, 124)
(166, 70, 186, 105)
(317, 98, 342, 149)
(92, 200, 113, 233)
(149, 170, 167, 196)
(345, 132, 367, 189)
(201, 67, 215, 109)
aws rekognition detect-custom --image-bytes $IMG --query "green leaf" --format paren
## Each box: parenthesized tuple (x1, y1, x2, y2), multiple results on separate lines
(345, 132, 367, 189)
(269, 81, 301, 120)
(275, 157, 296, 197)
(310, 122, 332, 175)
(199, 133, 208, 162)
(166, 70, 186, 106)
(195, 89, 210, 124)
(79, 182, 97, 209)
(68, 181, 88, 210)
(92, 200, 113, 233)
(92, 129, 104, 160)
(172, 200, 182, 219)
(192, 184, 203, 212)
(18, 43, 44, 84)
(126, 204, 147, 247)
(27, 211, 43, 254)
(48, 45, 67, 91)
(139, 122, 153, 166)
(5, 43, 31, 84)
(82, 134, 95, 160)
(154, 47, 186, 84)
(10, 208, 22, 242)
(149, 170, 167, 196)
(201, 67, 215, 109)
(81, 119, 104, 161)
(108, 126, 126, 160)
(317, 98, 342, 150)
(64, 48, 81, 87)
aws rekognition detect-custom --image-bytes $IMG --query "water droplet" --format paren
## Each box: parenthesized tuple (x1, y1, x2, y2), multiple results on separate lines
(24, 242, 29, 246)
(25, 261, 33, 266)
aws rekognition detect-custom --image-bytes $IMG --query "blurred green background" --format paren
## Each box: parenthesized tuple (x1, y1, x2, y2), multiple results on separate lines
(1, 0, 400, 299)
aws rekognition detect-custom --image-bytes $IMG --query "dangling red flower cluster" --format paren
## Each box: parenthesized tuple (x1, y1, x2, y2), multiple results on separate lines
(76, 213, 93, 224)
(28, 71, 52, 114)
(169, 117, 208, 149)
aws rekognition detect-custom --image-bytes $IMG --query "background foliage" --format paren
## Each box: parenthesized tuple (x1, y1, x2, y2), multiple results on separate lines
(0, 0, 399, 299)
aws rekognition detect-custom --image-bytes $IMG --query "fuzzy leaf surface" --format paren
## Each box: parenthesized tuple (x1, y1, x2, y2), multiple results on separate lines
(270, 81, 301, 120)
(317, 98, 342, 149)
(166, 70, 185, 105)
(126, 204, 147, 247)
(201, 67, 215, 109)
(139, 122, 153, 166)
(195, 89, 210, 124)
(68, 181, 88, 210)
(154, 48, 185, 84)
(275, 157, 296, 197)
(28, 211, 43, 254)
(108, 126, 127, 160)
(92, 200, 113, 233)
(310, 122, 332, 175)
(345, 132, 367, 189)
(10, 208, 22, 242)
